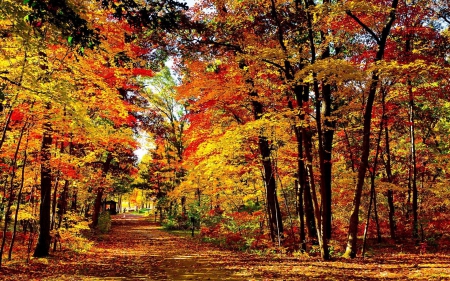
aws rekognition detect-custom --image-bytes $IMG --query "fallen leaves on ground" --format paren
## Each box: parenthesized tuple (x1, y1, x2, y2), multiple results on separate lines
(1, 215, 450, 280)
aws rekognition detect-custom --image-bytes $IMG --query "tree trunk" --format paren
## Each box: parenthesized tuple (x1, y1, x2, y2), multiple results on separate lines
(258, 133, 283, 242)
(302, 125, 328, 259)
(0, 109, 13, 152)
(343, 0, 398, 258)
(92, 188, 104, 228)
(373, 185, 382, 243)
(362, 177, 375, 258)
(247, 79, 283, 243)
(9, 148, 28, 261)
(383, 94, 396, 240)
(299, 85, 328, 259)
(409, 82, 419, 239)
(305, 0, 331, 258)
(0, 122, 27, 265)
(322, 83, 335, 240)
(291, 98, 306, 250)
(71, 190, 77, 211)
(57, 180, 69, 229)
(34, 110, 53, 257)
(50, 175, 60, 231)
(293, 85, 317, 242)
(296, 180, 306, 251)
(304, 180, 316, 239)
(91, 153, 113, 227)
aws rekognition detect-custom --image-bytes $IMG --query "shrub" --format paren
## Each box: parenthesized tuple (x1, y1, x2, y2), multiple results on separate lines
(98, 211, 112, 234)
(162, 216, 178, 230)
(57, 211, 93, 253)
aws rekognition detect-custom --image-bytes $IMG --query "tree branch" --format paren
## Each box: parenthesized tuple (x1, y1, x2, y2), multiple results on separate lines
(346, 10, 380, 44)
(0, 76, 45, 94)
(262, 59, 287, 73)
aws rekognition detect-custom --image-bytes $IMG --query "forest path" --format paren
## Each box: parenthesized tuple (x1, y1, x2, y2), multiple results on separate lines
(2, 214, 450, 280)
(70, 213, 251, 280)
(1, 214, 255, 280)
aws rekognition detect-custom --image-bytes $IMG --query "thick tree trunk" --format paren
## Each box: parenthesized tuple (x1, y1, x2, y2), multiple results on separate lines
(91, 153, 113, 227)
(71, 191, 77, 211)
(322, 83, 335, 240)
(34, 111, 53, 257)
(92, 188, 104, 227)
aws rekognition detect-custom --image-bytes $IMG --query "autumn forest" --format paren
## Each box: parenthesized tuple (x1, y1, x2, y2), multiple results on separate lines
(1, 0, 450, 279)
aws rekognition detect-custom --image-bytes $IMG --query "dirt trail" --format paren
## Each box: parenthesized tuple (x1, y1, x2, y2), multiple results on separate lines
(1, 214, 255, 280)
(81, 214, 250, 280)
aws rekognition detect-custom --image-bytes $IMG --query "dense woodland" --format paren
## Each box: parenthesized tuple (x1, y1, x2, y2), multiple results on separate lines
(1, 0, 450, 267)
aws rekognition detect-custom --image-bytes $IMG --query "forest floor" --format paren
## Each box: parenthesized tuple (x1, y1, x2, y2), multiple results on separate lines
(1, 214, 450, 280)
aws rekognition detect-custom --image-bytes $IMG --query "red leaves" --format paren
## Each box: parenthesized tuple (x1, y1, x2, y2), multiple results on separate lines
(132, 68, 153, 77)
(10, 110, 24, 122)
(126, 114, 137, 126)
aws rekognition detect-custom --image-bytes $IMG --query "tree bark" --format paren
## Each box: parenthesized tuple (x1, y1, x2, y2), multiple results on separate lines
(0, 122, 27, 265)
(57, 180, 69, 229)
(322, 83, 335, 240)
(50, 174, 60, 231)
(242, 64, 283, 242)
(409, 81, 419, 239)
(289, 95, 307, 251)
(8, 147, 28, 261)
(71, 190, 77, 211)
(305, 3, 330, 259)
(343, 0, 398, 258)
(91, 153, 113, 227)
(383, 93, 396, 240)
(34, 108, 53, 257)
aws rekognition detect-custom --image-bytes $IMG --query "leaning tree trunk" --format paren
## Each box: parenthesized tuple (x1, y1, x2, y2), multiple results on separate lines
(343, 0, 398, 258)
(0, 122, 27, 265)
(9, 147, 28, 261)
(362, 115, 384, 257)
